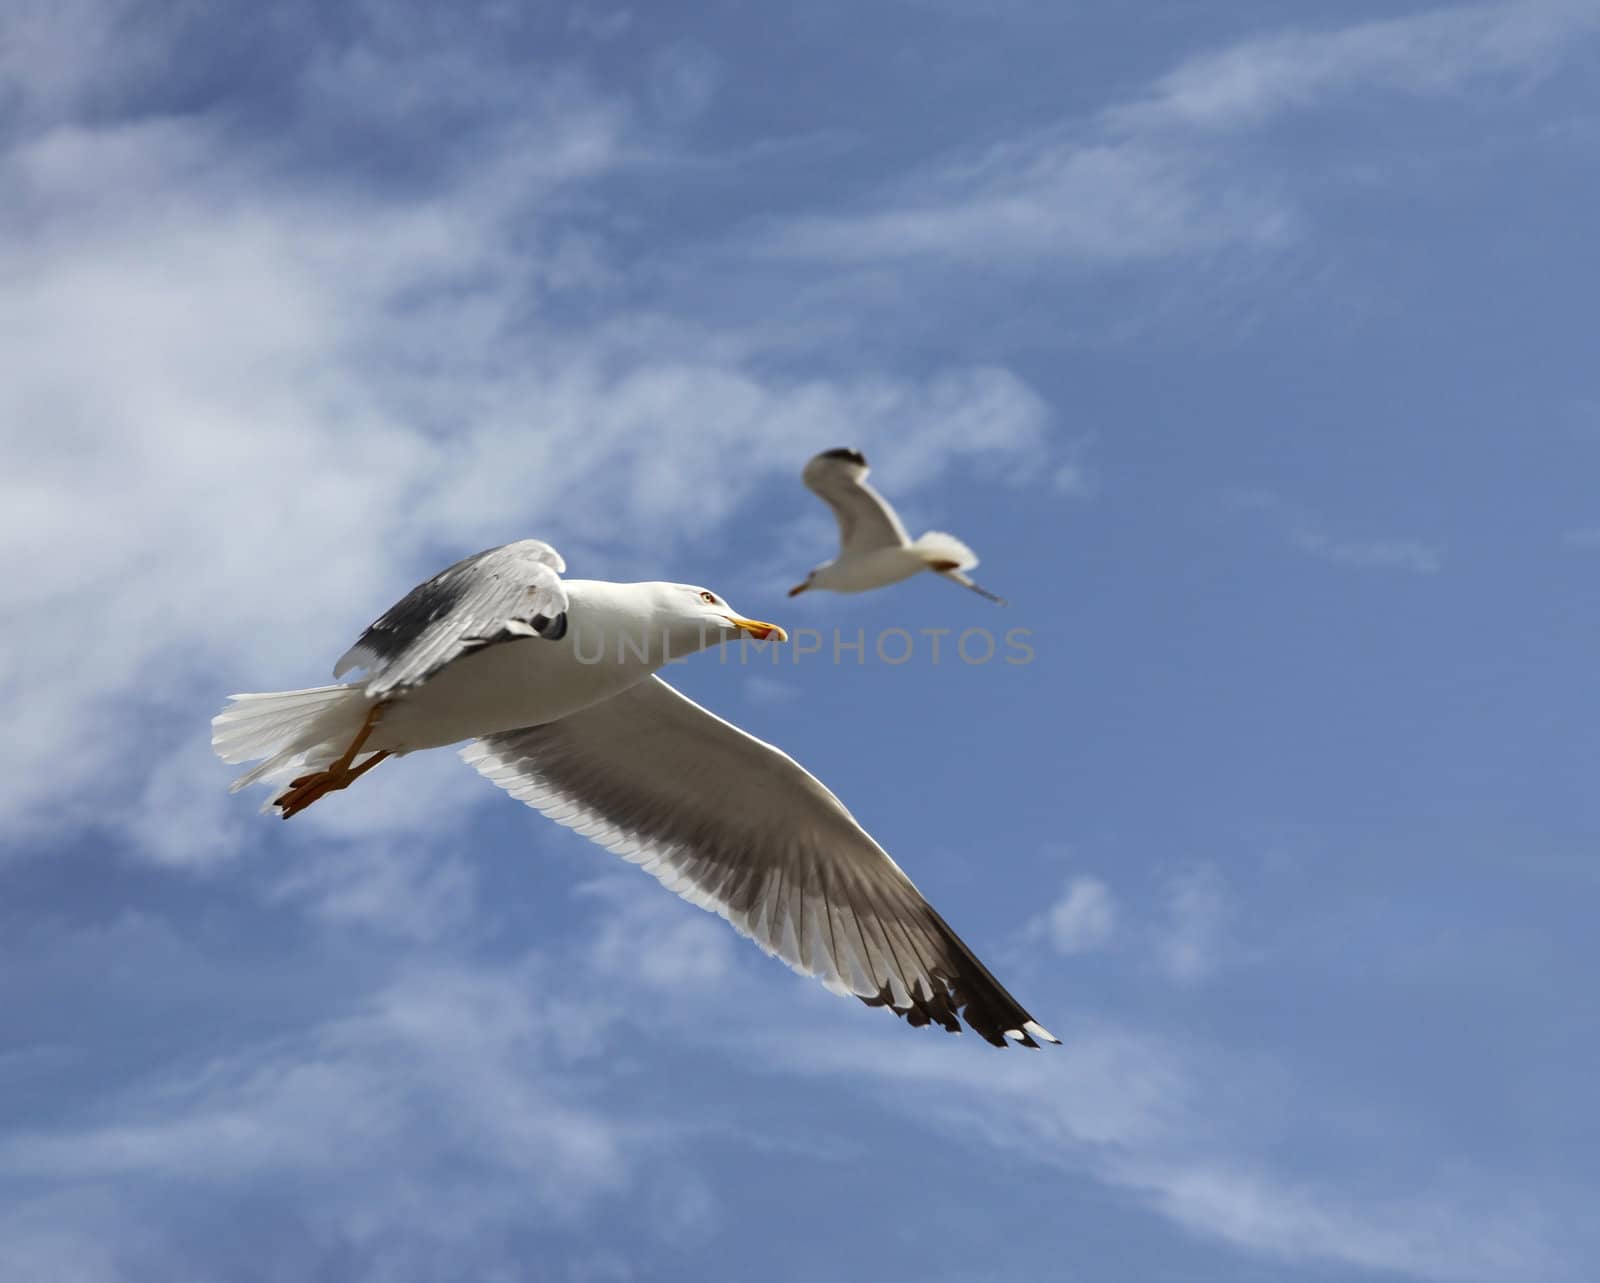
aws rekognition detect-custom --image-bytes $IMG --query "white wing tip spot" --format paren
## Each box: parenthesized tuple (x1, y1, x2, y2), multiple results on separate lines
(1023, 1020, 1060, 1045)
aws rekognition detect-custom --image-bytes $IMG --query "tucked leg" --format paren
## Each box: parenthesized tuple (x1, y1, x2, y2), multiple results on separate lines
(273, 703, 390, 819)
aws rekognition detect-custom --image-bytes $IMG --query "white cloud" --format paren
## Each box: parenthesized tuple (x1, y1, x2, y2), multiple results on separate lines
(1112, 0, 1600, 134)
(1053, 460, 1097, 499)
(1114, 1156, 1555, 1283)
(0, 1201, 126, 1283)
(1153, 863, 1234, 985)
(760, 1018, 1558, 1283)
(768, 134, 1294, 267)
(121, 729, 252, 869)
(0, 958, 644, 1278)
(0, 0, 144, 124)
(648, 40, 722, 126)
(1226, 488, 1443, 575)
(1044, 432, 1098, 499)
(761, 1, 1598, 273)
(0, 849, 1571, 1283)
(267, 838, 481, 943)
(1036, 876, 1117, 955)
(639, 1165, 721, 1247)
(577, 877, 735, 993)
(1291, 530, 1443, 575)
(758, 1021, 1188, 1150)
(741, 674, 800, 704)
(9, 965, 609, 1174)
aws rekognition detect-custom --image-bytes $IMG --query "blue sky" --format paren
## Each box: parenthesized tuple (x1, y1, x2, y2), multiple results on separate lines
(2, 0, 1596, 1278)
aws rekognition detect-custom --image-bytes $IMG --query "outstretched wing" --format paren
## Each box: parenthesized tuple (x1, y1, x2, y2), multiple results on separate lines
(802, 448, 911, 554)
(462, 676, 1058, 1047)
(334, 539, 569, 696)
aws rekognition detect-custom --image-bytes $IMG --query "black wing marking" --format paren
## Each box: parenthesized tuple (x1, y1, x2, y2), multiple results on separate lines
(334, 539, 568, 695)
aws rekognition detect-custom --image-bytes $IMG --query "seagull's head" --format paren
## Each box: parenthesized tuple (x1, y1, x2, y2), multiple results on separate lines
(651, 583, 788, 654)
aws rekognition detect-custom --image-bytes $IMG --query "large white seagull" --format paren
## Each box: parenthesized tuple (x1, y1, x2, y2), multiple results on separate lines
(212, 539, 1057, 1047)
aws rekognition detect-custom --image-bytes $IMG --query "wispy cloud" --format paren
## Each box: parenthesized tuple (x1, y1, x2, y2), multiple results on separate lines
(767, 136, 1295, 267)
(1152, 863, 1235, 985)
(1113, 1156, 1555, 1283)
(1111, 0, 1600, 134)
(741, 674, 801, 704)
(761, 1, 1598, 273)
(576, 877, 735, 992)
(1053, 434, 1099, 499)
(1227, 488, 1443, 575)
(1033, 875, 1118, 955)
(1, 830, 1578, 1283)
(267, 839, 481, 943)
(758, 1014, 1558, 1283)
(0, 958, 642, 1276)
(647, 40, 723, 127)
(1291, 530, 1443, 575)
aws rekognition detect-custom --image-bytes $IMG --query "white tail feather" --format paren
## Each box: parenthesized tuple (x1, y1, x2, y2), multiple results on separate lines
(912, 531, 1006, 604)
(211, 684, 372, 792)
(911, 530, 980, 571)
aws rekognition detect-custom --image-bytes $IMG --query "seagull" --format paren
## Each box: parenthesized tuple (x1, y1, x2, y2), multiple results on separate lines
(789, 447, 1005, 603)
(212, 538, 1057, 1047)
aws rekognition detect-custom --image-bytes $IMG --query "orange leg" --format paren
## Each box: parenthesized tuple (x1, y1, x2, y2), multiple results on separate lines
(273, 703, 391, 819)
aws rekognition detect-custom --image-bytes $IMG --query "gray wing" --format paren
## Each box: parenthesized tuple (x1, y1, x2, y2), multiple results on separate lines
(461, 676, 1058, 1048)
(334, 539, 569, 696)
(802, 448, 911, 554)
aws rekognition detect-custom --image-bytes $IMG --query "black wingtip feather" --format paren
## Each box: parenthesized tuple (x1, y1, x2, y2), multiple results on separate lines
(860, 974, 1040, 1048)
(855, 903, 1056, 1048)
(818, 446, 868, 466)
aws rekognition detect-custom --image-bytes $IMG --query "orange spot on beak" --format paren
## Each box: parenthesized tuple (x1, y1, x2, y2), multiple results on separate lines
(726, 615, 788, 642)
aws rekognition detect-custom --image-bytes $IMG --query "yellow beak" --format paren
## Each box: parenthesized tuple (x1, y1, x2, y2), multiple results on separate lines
(725, 615, 788, 642)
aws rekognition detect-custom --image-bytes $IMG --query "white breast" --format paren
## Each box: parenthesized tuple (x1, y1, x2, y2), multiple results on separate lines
(814, 547, 927, 593)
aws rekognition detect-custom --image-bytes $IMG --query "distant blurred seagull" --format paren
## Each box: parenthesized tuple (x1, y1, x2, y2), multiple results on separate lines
(789, 448, 1005, 603)
(212, 538, 1056, 1047)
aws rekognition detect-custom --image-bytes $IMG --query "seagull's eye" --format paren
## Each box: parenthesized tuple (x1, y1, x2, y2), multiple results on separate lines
(699, 591, 718, 605)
